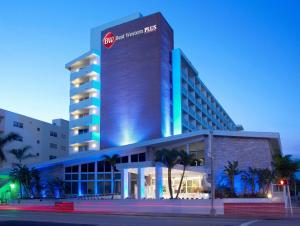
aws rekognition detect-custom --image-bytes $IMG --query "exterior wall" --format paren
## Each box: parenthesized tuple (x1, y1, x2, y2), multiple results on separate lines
(172, 49, 237, 134)
(0, 109, 68, 169)
(212, 136, 273, 173)
(209, 136, 273, 191)
(100, 13, 173, 149)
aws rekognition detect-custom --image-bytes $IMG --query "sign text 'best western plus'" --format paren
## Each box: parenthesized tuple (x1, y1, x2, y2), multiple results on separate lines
(102, 25, 157, 49)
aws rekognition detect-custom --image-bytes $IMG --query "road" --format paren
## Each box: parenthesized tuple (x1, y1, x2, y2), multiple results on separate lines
(0, 210, 300, 226)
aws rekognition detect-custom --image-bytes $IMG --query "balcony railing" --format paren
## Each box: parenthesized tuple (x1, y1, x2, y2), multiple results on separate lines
(70, 114, 100, 129)
(70, 80, 100, 97)
(70, 132, 100, 145)
(70, 97, 100, 113)
(70, 64, 100, 81)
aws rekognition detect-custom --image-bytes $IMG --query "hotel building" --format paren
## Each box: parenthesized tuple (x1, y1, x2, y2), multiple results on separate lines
(0, 12, 281, 201)
(66, 12, 237, 154)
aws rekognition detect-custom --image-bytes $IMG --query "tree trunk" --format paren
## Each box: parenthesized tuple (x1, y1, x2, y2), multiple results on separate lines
(175, 167, 186, 199)
(231, 175, 235, 196)
(168, 167, 173, 199)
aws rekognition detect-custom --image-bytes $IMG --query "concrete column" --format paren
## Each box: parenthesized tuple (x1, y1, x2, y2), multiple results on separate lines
(138, 167, 145, 199)
(155, 165, 163, 199)
(121, 169, 129, 199)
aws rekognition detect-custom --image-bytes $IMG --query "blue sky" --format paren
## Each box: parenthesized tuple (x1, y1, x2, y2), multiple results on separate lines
(0, 0, 299, 157)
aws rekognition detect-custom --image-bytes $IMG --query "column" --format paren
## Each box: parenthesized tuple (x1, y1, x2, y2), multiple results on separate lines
(78, 164, 82, 196)
(155, 165, 163, 199)
(138, 167, 145, 199)
(94, 161, 98, 195)
(121, 169, 129, 199)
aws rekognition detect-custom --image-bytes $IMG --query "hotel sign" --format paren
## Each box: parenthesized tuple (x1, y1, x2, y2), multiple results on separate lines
(102, 25, 157, 49)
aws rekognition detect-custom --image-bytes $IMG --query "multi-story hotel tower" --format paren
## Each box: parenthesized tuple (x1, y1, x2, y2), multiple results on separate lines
(66, 12, 237, 153)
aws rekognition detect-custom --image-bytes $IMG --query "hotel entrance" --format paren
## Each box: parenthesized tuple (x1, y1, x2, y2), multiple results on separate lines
(117, 161, 210, 200)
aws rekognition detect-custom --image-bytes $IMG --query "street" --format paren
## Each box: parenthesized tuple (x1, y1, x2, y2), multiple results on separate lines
(0, 210, 300, 226)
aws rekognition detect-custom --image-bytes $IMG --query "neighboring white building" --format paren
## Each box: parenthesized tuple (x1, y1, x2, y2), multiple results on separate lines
(0, 108, 69, 169)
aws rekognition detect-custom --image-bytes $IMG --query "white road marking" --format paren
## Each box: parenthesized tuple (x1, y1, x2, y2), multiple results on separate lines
(239, 220, 259, 226)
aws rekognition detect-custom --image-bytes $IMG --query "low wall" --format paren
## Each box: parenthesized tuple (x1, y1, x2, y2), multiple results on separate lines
(74, 199, 224, 215)
(8, 198, 285, 216)
(9, 199, 224, 215)
(223, 198, 285, 218)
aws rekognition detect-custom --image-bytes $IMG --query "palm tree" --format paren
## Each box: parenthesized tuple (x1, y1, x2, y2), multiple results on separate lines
(0, 132, 21, 163)
(9, 145, 35, 165)
(272, 154, 300, 180)
(155, 148, 180, 199)
(10, 164, 32, 198)
(241, 167, 258, 195)
(31, 168, 42, 198)
(175, 151, 195, 199)
(103, 154, 119, 199)
(223, 161, 240, 197)
(257, 168, 274, 194)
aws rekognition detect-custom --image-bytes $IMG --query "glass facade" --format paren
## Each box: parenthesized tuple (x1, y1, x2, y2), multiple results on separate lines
(64, 153, 145, 196)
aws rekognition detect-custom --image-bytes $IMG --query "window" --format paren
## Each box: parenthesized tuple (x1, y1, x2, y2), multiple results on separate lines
(131, 153, 146, 162)
(81, 164, 88, 172)
(78, 128, 88, 135)
(14, 136, 23, 142)
(50, 131, 58, 137)
(49, 155, 57, 160)
(49, 143, 57, 149)
(79, 145, 88, 152)
(139, 153, 146, 162)
(36, 153, 39, 157)
(13, 121, 23, 128)
(37, 127, 40, 131)
(121, 156, 128, 163)
(37, 140, 40, 144)
(97, 181, 111, 194)
(131, 154, 138, 163)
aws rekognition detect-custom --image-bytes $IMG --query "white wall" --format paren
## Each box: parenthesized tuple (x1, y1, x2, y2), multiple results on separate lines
(0, 109, 68, 169)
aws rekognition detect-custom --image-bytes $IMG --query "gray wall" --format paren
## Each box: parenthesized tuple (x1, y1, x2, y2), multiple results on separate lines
(100, 13, 173, 149)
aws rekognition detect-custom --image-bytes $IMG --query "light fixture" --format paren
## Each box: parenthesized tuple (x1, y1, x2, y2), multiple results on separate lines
(267, 193, 272, 199)
(74, 146, 79, 151)
(74, 99, 79, 104)
(92, 76, 97, 80)
(74, 130, 78, 135)
(91, 109, 97, 114)
(74, 115, 79, 119)
(10, 183, 15, 189)
(91, 143, 97, 148)
(92, 60, 97, 64)
(91, 126, 97, 131)
(92, 93, 97, 98)
(75, 84, 79, 88)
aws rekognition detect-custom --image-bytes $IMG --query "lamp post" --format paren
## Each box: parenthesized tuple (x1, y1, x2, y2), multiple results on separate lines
(209, 130, 216, 215)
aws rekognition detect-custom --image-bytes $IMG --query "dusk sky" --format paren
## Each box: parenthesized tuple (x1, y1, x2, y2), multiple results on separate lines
(0, 0, 299, 157)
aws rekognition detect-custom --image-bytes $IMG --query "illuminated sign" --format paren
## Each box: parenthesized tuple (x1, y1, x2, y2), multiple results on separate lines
(102, 25, 157, 49)
(102, 32, 116, 49)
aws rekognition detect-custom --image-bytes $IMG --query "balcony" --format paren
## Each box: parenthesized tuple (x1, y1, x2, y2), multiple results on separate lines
(70, 132, 100, 145)
(70, 80, 100, 97)
(70, 97, 100, 113)
(181, 86, 188, 97)
(70, 64, 100, 81)
(70, 114, 100, 129)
